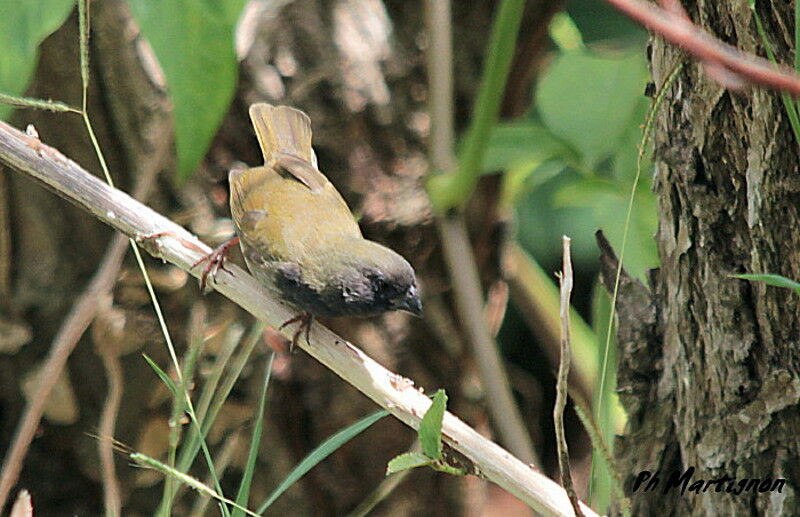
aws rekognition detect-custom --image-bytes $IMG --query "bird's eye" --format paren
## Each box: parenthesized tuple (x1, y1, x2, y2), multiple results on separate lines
(389, 284, 414, 303)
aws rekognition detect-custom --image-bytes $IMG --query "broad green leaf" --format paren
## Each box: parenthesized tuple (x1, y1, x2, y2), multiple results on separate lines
(483, 121, 576, 173)
(386, 452, 432, 474)
(566, 0, 645, 44)
(484, 121, 575, 206)
(257, 410, 389, 512)
(419, 390, 447, 460)
(610, 97, 651, 183)
(536, 50, 648, 169)
(500, 156, 568, 208)
(0, 0, 74, 119)
(515, 167, 597, 266)
(142, 353, 178, 396)
(129, 0, 246, 180)
(555, 177, 657, 280)
(733, 274, 800, 294)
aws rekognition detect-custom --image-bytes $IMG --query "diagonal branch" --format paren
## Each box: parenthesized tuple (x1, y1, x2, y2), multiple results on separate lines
(0, 120, 597, 517)
(606, 0, 800, 94)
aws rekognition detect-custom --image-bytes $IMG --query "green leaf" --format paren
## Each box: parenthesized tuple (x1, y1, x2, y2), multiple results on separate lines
(501, 156, 568, 208)
(256, 410, 389, 513)
(0, 0, 74, 120)
(733, 274, 800, 294)
(419, 390, 447, 460)
(129, 0, 246, 180)
(142, 353, 178, 396)
(484, 121, 575, 206)
(536, 50, 648, 169)
(548, 12, 584, 52)
(386, 452, 433, 474)
(566, 0, 645, 44)
(554, 177, 657, 281)
(483, 121, 576, 173)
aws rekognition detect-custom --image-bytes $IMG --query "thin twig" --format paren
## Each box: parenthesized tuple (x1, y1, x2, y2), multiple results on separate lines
(502, 243, 596, 403)
(98, 343, 124, 517)
(437, 217, 538, 466)
(605, 0, 800, 94)
(0, 120, 596, 517)
(554, 237, 583, 517)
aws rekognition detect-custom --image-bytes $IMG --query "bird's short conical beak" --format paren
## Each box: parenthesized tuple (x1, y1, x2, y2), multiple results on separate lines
(399, 287, 423, 316)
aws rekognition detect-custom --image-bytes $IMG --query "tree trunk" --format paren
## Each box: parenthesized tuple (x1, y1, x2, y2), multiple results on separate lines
(613, 1, 800, 515)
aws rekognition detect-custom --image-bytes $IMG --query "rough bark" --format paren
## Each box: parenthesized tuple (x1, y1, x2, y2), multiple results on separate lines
(613, 1, 800, 515)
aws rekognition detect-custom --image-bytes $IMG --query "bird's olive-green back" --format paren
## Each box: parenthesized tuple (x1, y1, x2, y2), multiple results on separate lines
(230, 103, 361, 266)
(229, 164, 361, 264)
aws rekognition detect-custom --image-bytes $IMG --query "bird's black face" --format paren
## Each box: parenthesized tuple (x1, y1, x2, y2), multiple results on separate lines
(332, 263, 422, 318)
(363, 268, 422, 317)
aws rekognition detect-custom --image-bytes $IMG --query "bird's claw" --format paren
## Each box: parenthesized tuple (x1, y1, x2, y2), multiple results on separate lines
(279, 312, 313, 351)
(192, 237, 240, 292)
(192, 237, 239, 292)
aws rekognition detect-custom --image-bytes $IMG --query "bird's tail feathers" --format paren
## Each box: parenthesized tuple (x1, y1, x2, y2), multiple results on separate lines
(249, 103, 314, 165)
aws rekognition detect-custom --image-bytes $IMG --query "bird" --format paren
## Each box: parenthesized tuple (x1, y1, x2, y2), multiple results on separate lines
(200, 103, 422, 347)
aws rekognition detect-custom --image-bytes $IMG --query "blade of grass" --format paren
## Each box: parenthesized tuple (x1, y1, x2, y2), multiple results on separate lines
(750, 3, 800, 149)
(131, 453, 258, 517)
(162, 340, 206, 514)
(232, 353, 275, 517)
(732, 273, 800, 294)
(256, 410, 390, 513)
(160, 321, 264, 511)
(143, 354, 178, 396)
(195, 323, 245, 422)
(591, 61, 683, 504)
(178, 322, 265, 472)
(0, 93, 80, 113)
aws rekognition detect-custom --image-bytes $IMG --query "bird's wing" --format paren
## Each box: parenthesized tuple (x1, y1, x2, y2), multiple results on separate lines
(228, 166, 271, 247)
(275, 152, 327, 194)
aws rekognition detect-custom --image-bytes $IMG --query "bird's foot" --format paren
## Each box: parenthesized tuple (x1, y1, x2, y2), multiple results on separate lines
(192, 236, 240, 291)
(279, 312, 313, 351)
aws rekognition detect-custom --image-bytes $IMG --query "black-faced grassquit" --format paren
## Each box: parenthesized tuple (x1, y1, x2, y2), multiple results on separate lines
(220, 103, 422, 344)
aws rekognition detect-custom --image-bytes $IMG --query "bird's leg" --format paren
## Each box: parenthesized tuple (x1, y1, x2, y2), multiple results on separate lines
(192, 236, 240, 291)
(279, 312, 313, 351)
